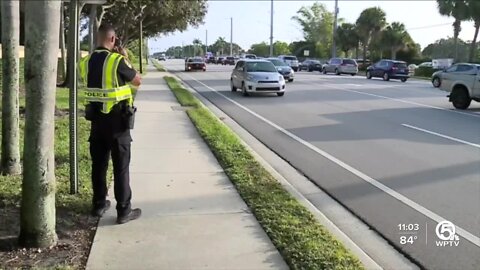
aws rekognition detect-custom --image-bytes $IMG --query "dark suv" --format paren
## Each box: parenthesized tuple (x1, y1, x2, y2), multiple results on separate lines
(366, 60, 409, 82)
(224, 56, 235, 65)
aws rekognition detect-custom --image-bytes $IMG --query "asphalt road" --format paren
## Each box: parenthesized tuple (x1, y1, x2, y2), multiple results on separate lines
(163, 59, 480, 270)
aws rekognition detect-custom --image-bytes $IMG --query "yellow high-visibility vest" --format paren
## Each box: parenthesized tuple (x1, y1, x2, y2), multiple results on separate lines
(78, 50, 133, 114)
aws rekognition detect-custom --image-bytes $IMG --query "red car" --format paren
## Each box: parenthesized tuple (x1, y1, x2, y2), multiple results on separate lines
(185, 57, 206, 72)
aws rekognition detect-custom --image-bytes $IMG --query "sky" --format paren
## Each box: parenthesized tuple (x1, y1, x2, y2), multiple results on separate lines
(148, 0, 476, 53)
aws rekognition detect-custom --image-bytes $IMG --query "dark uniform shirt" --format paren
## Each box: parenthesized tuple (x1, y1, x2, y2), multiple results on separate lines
(87, 47, 136, 141)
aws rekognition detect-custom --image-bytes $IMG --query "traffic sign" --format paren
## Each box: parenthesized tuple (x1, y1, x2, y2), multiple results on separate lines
(304, 50, 309, 56)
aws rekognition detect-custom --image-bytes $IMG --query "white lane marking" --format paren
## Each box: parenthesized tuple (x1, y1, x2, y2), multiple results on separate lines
(305, 81, 480, 119)
(182, 73, 480, 248)
(402, 124, 480, 149)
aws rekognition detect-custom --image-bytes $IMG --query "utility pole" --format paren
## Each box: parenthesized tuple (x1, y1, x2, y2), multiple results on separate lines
(332, 0, 339, 58)
(269, 0, 274, 57)
(139, 20, 143, 73)
(230, 17, 233, 56)
(205, 29, 208, 57)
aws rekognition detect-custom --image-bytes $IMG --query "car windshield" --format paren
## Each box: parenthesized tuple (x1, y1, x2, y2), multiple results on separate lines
(283, 56, 297, 61)
(268, 59, 288, 66)
(394, 62, 407, 68)
(227, 57, 234, 60)
(245, 55, 256, 59)
(189, 58, 204, 63)
(311, 60, 320, 64)
(245, 62, 277, 72)
(343, 59, 356, 65)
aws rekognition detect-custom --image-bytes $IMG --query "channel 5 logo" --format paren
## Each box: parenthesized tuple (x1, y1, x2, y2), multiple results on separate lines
(435, 221, 460, 247)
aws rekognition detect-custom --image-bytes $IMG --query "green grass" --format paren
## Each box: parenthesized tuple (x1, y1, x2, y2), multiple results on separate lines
(151, 59, 166, 72)
(162, 75, 364, 270)
(0, 90, 93, 214)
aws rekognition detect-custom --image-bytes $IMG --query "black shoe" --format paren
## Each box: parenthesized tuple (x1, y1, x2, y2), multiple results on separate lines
(91, 200, 111, 217)
(117, 208, 142, 224)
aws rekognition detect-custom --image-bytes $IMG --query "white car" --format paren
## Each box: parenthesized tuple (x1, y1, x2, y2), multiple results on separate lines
(439, 63, 480, 109)
(230, 59, 286, 96)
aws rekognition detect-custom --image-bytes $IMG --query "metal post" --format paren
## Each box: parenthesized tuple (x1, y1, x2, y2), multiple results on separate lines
(332, 0, 339, 58)
(68, 0, 79, 194)
(269, 0, 274, 57)
(205, 29, 208, 57)
(230, 17, 233, 56)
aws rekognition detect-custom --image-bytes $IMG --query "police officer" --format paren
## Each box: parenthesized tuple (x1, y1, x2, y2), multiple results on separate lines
(79, 24, 142, 224)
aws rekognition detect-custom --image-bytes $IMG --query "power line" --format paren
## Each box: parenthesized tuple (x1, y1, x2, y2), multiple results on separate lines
(407, 22, 452, 31)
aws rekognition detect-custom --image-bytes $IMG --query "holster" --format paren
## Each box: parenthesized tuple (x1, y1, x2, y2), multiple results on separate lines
(123, 105, 137, 130)
(85, 103, 97, 121)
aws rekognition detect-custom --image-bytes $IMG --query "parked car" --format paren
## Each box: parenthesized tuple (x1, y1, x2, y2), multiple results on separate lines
(185, 57, 206, 72)
(230, 59, 286, 96)
(266, 58, 294, 82)
(158, 55, 166, 61)
(278, 55, 299, 71)
(438, 63, 480, 109)
(242, 54, 257, 59)
(418, 62, 433, 68)
(323, 58, 358, 75)
(223, 56, 235, 65)
(206, 56, 217, 64)
(366, 59, 409, 82)
(216, 56, 225, 64)
(299, 60, 323, 72)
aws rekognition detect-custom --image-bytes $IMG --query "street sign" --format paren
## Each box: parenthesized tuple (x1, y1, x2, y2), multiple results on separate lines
(304, 50, 309, 56)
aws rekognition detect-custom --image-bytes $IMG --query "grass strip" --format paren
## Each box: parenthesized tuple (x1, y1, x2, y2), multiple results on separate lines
(152, 59, 167, 72)
(162, 75, 364, 270)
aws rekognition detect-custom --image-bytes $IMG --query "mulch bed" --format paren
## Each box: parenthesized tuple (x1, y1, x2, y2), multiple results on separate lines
(0, 203, 98, 269)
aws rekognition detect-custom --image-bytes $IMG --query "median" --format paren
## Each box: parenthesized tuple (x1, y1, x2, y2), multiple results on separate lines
(162, 74, 364, 270)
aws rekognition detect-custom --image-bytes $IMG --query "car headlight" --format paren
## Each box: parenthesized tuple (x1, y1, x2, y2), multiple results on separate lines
(279, 75, 284, 81)
(246, 75, 256, 82)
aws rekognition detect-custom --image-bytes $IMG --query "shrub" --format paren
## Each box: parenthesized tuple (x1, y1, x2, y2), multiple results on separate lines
(414, 66, 441, 77)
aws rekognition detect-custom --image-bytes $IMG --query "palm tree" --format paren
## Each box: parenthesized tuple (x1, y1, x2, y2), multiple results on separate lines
(292, 2, 334, 58)
(436, 0, 469, 61)
(1, 0, 21, 175)
(356, 7, 387, 63)
(19, 0, 61, 248)
(192, 38, 202, 56)
(335, 23, 359, 57)
(466, 0, 480, 62)
(381, 22, 411, 60)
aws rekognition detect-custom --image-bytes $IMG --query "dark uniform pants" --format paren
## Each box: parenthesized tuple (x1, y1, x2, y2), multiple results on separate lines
(90, 137, 132, 215)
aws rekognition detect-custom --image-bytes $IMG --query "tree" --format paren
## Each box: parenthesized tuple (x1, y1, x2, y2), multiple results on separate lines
(466, 0, 480, 62)
(100, 0, 207, 46)
(249, 42, 269, 57)
(207, 37, 242, 56)
(292, 2, 334, 58)
(381, 22, 411, 60)
(1, 0, 22, 175)
(19, 0, 61, 248)
(192, 38, 202, 56)
(356, 7, 387, 62)
(335, 23, 359, 58)
(273, 41, 291, 55)
(436, 0, 469, 61)
(422, 38, 469, 61)
(289, 40, 316, 58)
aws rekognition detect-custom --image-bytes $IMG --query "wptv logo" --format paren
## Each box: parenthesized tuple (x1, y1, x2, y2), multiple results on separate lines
(435, 221, 460, 247)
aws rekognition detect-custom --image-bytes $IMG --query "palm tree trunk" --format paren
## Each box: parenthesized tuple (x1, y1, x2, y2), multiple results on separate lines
(453, 19, 461, 61)
(363, 43, 367, 66)
(19, 0, 60, 248)
(391, 48, 397, 60)
(59, 2, 67, 82)
(469, 22, 480, 62)
(1, 0, 22, 175)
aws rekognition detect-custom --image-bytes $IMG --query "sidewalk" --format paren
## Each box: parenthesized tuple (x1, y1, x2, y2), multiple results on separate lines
(86, 66, 289, 270)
